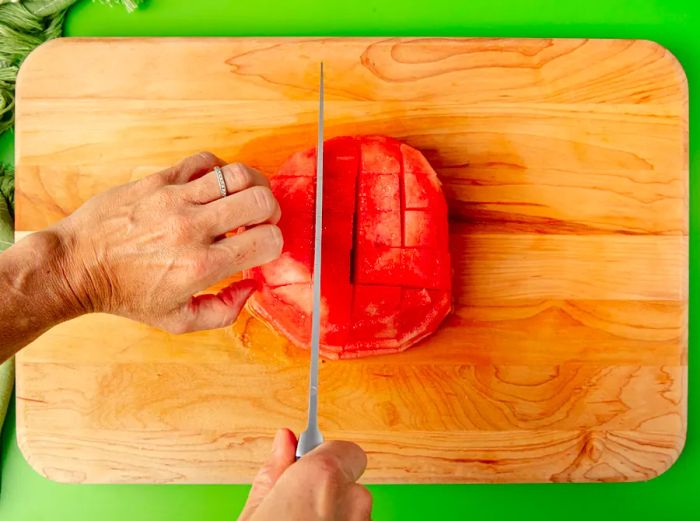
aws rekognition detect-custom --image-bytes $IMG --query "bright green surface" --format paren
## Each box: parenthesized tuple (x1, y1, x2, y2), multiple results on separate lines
(0, 0, 697, 519)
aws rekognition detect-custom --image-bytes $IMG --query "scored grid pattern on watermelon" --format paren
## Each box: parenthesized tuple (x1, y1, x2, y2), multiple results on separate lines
(249, 136, 451, 358)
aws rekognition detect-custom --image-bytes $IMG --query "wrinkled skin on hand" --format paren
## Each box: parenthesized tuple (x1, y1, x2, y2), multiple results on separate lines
(57, 152, 283, 333)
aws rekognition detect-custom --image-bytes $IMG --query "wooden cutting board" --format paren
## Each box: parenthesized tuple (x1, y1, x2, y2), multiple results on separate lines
(14, 37, 688, 484)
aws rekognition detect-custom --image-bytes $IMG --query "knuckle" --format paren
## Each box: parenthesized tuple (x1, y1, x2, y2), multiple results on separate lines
(312, 454, 343, 483)
(250, 186, 278, 218)
(196, 151, 217, 163)
(223, 240, 247, 266)
(314, 460, 342, 510)
(355, 485, 373, 511)
(252, 464, 275, 490)
(155, 185, 178, 206)
(147, 168, 170, 187)
(168, 212, 191, 240)
(227, 162, 254, 188)
(177, 151, 220, 176)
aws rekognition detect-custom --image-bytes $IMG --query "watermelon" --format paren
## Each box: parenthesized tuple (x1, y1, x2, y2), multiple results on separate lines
(247, 135, 451, 359)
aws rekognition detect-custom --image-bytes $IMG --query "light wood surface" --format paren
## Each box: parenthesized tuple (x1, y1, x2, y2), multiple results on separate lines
(14, 37, 688, 483)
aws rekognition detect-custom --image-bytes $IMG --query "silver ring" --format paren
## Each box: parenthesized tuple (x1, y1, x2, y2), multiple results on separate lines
(214, 166, 227, 198)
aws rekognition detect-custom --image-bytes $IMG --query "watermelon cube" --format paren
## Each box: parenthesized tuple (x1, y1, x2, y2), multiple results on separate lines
(354, 245, 402, 284)
(276, 148, 316, 177)
(263, 284, 312, 344)
(361, 137, 402, 175)
(350, 285, 401, 340)
(323, 209, 355, 251)
(272, 176, 315, 213)
(404, 210, 433, 247)
(321, 281, 352, 346)
(277, 211, 314, 265)
(358, 173, 400, 213)
(401, 248, 437, 288)
(399, 287, 434, 339)
(259, 252, 311, 287)
(403, 172, 429, 209)
(324, 140, 359, 215)
(357, 209, 401, 248)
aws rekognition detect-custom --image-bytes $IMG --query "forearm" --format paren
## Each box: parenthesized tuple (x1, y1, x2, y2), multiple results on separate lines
(0, 230, 82, 363)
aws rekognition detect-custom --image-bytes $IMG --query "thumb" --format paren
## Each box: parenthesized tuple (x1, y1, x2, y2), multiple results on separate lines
(238, 429, 298, 521)
(176, 278, 258, 332)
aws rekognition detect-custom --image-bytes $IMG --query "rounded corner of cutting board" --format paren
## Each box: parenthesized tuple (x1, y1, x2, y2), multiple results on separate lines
(13, 388, 48, 482)
(16, 38, 71, 92)
(14, 424, 63, 483)
(636, 39, 689, 101)
(619, 437, 688, 484)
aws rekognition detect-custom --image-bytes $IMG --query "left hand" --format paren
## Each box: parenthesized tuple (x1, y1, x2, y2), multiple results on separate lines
(54, 152, 282, 333)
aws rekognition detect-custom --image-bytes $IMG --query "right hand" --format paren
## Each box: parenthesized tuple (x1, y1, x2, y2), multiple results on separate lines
(239, 429, 372, 521)
(52, 152, 282, 333)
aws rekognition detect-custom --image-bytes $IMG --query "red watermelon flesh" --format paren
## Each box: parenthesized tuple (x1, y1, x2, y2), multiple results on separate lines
(247, 135, 451, 359)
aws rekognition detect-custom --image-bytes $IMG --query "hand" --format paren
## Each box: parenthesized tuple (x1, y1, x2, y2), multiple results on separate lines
(239, 430, 372, 521)
(54, 152, 282, 333)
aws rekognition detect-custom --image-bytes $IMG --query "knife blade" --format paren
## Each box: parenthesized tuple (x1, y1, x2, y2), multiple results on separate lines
(296, 62, 325, 459)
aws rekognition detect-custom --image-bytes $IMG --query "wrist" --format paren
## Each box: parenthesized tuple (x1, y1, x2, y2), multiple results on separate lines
(0, 226, 91, 359)
(25, 226, 93, 322)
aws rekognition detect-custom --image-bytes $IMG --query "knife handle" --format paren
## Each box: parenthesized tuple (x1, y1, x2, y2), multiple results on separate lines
(296, 426, 324, 459)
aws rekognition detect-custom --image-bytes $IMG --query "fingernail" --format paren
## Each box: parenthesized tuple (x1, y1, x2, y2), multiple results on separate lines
(271, 429, 285, 454)
(269, 225, 283, 247)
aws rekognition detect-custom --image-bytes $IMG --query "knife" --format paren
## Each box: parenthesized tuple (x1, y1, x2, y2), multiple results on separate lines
(296, 62, 325, 459)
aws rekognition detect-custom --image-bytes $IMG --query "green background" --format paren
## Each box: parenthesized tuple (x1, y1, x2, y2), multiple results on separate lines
(0, 0, 697, 519)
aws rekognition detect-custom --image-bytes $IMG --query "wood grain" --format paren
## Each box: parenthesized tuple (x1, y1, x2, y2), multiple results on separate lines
(14, 37, 688, 483)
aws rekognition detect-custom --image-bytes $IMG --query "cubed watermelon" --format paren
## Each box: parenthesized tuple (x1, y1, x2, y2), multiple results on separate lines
(247, 135, 451, 359)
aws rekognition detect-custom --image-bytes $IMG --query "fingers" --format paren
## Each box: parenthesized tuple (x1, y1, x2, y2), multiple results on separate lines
(170, 278, 258, 332)
(159, 224, 282, 334)
(302, 440, 368, 484)
(154, 156, 281, 239)
(343, 484, 373, 521)
(238, 429, 298, 521)
(197, 224, 283, 289)
(242, 438, 370, 521)
(159, 152, 225, 185)
(183, 162, 271, 204)
(198, 187, 281, 240)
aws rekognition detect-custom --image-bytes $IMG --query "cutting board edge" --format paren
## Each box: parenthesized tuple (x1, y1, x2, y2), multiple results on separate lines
(13, 423, 687, 484)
